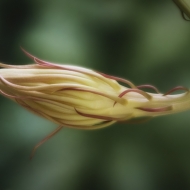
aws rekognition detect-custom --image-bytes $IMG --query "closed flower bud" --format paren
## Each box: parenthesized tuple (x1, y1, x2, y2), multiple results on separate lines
(0, 49, 189, 157)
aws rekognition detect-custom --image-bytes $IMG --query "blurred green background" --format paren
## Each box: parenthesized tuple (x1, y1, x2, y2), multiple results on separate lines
(1, 1, 190, 190)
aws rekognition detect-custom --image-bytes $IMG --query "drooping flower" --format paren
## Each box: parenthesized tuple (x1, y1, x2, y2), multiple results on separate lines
(0, 49, 189, 157)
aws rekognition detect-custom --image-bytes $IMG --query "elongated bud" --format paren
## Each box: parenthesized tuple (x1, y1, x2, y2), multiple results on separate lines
(173, 0, 190, 20)
(0, 50, 190, 130)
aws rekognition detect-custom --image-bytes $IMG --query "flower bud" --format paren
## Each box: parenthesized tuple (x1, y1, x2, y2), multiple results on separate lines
(0, 50, 190, 130)
(173, 0, 190, 20)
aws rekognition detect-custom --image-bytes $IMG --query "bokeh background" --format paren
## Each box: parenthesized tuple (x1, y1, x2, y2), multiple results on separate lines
(1, 1, 190, 190)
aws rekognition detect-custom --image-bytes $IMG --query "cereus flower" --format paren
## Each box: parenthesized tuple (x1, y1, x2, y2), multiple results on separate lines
(0, 49, 189, 157)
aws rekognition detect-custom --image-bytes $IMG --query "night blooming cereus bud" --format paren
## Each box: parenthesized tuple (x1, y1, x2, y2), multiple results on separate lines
(0, 49, 190, 158)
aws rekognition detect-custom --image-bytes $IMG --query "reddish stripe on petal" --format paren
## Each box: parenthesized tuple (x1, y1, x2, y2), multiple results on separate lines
(0, 89, 17, 99)
(75, 108, 119, 121)
(113, 89, 151, 106)
(97, 72, 136, 88)
(118, 116, 152, 124)
(137, 84, 160, 93)
(58, 87, 127, 105)
(58, 87, 118, 102)
(21, 48, 59, 68)
(118, 89, 151, 99)
(136, 106, 173, 112)
(163, 86, 189, 96)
